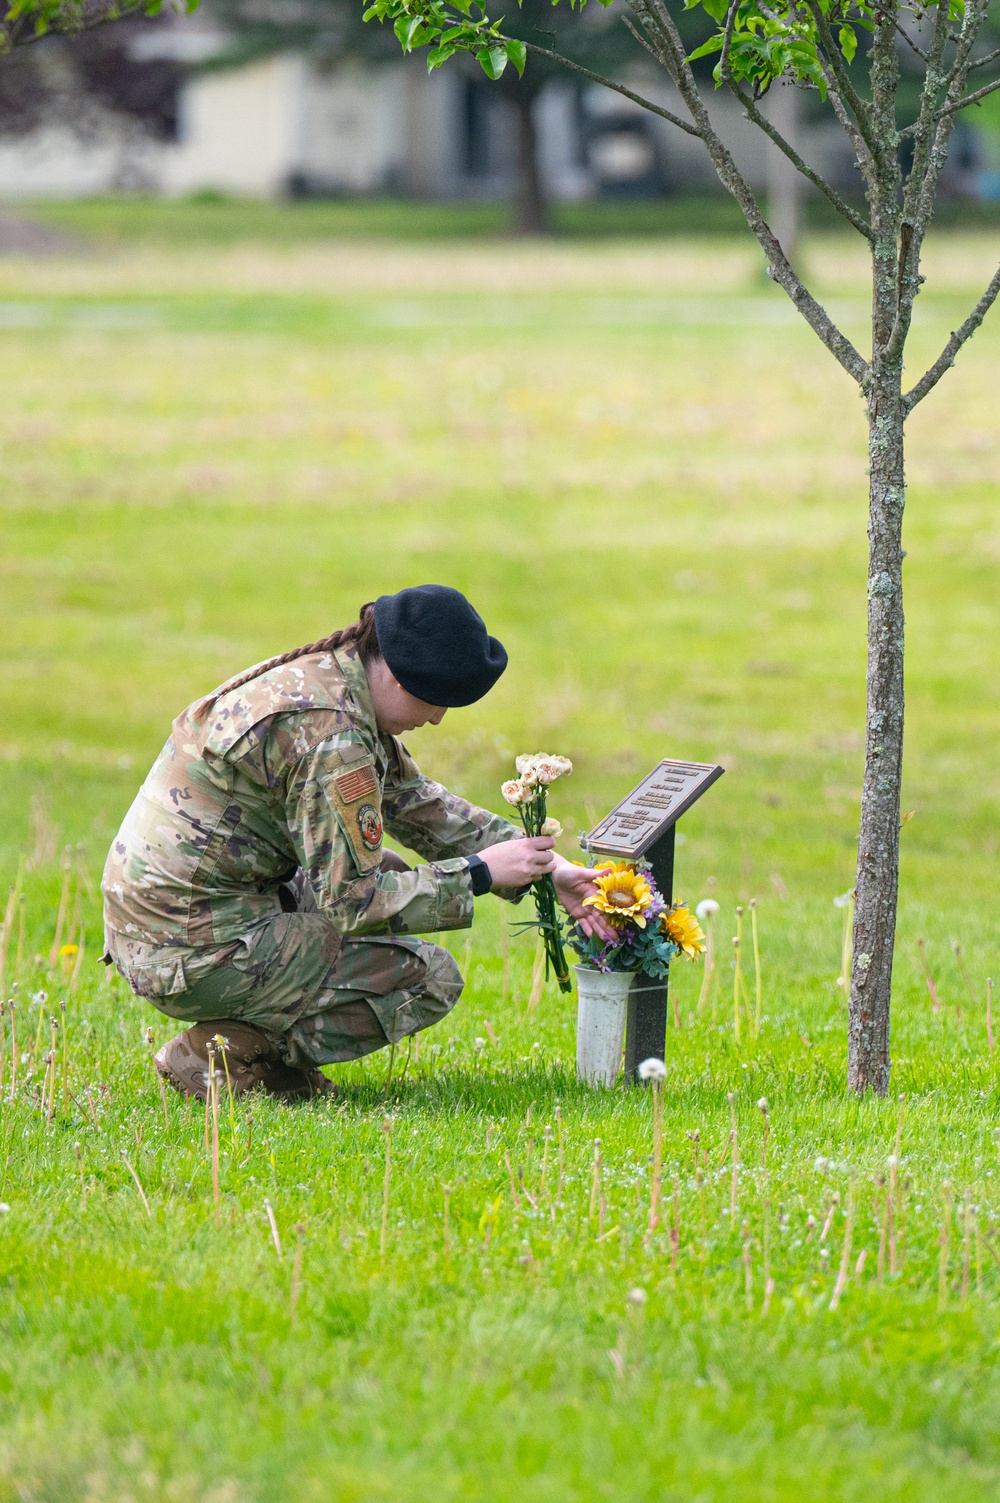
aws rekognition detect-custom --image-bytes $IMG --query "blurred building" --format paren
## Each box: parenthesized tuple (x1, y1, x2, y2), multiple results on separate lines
(0, 17, 993, 202)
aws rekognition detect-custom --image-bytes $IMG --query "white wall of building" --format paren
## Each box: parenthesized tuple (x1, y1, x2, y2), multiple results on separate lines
(0, 122, 163, 198)
(164, 53, 306, 197)
(0, 46, 872, 203)
(297, 62, 408, 192)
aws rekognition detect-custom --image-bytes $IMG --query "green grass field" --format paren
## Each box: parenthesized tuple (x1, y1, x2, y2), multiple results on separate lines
(2, 202, 1000, 1501)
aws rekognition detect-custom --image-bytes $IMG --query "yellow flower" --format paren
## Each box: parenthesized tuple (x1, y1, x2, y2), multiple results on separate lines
(661, 904, 706, 959)
(60, 943, 79, 957)
(583, 862, 654, 928)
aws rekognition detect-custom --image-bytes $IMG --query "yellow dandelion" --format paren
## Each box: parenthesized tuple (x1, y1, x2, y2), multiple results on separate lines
(661, 904, 706, 959)
(582, 862, 654, 928)
(60, 943, 79, 957)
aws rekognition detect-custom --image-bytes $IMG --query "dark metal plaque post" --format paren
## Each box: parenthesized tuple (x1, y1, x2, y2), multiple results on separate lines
(581, 759, 724, 1084)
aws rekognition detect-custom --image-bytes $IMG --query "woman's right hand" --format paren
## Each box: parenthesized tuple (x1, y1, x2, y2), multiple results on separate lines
(479, 836, 555, 890)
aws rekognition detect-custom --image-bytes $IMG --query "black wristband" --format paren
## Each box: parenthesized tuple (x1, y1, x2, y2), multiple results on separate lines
(466, 854, 494, 897)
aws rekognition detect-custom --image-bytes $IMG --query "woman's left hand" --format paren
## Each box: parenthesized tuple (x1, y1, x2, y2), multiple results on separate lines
(551, 855, 617, 942)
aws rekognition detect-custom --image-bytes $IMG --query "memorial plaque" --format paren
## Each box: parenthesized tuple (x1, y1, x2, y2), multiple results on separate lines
(582, 759, 725, 859)
(579, 757, 725, 1084)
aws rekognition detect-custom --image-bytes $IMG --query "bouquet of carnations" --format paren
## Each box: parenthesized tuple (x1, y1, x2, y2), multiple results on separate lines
(570, 859, 705, 975)
(501, 753, 573, 993)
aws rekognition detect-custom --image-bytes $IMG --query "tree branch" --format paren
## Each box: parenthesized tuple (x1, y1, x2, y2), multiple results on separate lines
(624, 0, 869, 387)
(969, 43, 1000, 72)
(517, 39, 701, 137)
(784, 1, 876, 180)
(895, 21, 930, 64)
(897, 73, 1000, 139)
(883, 0, 955, 362)
(883, 0, 989, 364)
(941, 0, 990, 93)
(724, 86, 872, 238)
(622, 13, 666, 70)
(799, 0, 880, 160)
(904, 260, 1000, 410)
(1, 0, 148, 49)
(915, 70, 1000, 129)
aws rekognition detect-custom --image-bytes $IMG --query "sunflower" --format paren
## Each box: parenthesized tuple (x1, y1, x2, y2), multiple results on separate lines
(661, 904, 706, 959)
(583, 862, 654, 928)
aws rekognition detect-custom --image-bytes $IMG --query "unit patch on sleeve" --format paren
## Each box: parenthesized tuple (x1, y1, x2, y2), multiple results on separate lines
(325, 758, 384, 873)
(357, 803, 383, 851)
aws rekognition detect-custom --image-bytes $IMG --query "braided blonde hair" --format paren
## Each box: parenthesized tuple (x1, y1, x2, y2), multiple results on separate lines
(219, 601, 380, 696)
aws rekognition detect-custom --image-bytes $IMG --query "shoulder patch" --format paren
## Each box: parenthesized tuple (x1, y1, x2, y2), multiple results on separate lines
(338, 763, 379, 804)
(326, 760, 383, 873)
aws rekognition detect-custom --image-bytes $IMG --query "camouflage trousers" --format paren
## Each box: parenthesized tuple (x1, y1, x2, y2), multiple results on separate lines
(114, 874, 464, 1070)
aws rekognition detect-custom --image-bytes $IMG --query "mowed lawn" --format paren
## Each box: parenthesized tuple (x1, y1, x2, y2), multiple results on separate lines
(1, 205, 1000, 1501)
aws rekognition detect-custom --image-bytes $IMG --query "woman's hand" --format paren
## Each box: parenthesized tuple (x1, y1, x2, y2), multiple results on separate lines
(479, 836, 555, 889)
(551, 855, 618, 942)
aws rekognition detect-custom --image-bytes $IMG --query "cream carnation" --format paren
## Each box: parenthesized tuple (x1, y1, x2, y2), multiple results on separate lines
(501, 778, 527, 805)
(534, 758, 571, 785)
(542, 817, 563, 837)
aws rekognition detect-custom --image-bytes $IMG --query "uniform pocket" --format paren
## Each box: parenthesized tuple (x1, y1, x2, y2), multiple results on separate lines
(110, 938, 191, 998)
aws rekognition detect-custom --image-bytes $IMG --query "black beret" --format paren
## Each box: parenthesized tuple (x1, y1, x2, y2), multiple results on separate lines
(373, 585, 508, 707)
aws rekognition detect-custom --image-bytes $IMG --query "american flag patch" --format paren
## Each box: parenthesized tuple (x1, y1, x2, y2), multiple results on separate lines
(337, 764, 378, 804)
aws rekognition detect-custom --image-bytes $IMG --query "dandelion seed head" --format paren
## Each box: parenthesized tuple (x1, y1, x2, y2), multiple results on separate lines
(833, 892, 852, 909)
(814, 1156, 832, 1174)
(695, 898, 720, 921)
(626, 1287, 647, 1307)
(757, 1097, 768, 1114)
(637, 1057, 667, 1082)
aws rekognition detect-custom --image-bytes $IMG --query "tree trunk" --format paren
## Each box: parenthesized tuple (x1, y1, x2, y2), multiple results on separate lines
(848, 371, 906, 1097)
(511, 86, 550, 236)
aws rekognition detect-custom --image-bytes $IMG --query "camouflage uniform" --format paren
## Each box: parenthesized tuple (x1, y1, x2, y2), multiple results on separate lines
(102, 643, 520, 1067)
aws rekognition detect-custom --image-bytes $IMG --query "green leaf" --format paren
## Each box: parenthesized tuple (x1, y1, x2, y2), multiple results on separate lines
(427, 41, 459, 67)
(687, 34, 723, 61)
(700, 0, 730, 23)
(394, 14, 426, 50)
(838, 23, 856, 63)
(477, 42, 508, 77)
(505, 36, 527, 75)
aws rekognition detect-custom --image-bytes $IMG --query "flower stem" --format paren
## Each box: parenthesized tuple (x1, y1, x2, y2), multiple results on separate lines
(520, 790, 571, 993)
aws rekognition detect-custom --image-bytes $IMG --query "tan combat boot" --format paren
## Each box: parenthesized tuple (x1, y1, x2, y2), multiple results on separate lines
(154, 1020, 332, 1102)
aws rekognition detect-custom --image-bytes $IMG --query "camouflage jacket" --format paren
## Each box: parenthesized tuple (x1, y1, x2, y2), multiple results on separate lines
(103, 644, 520, 963)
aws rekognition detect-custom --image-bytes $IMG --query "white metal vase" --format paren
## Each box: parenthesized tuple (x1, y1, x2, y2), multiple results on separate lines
(574, 965, 634, 1087)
